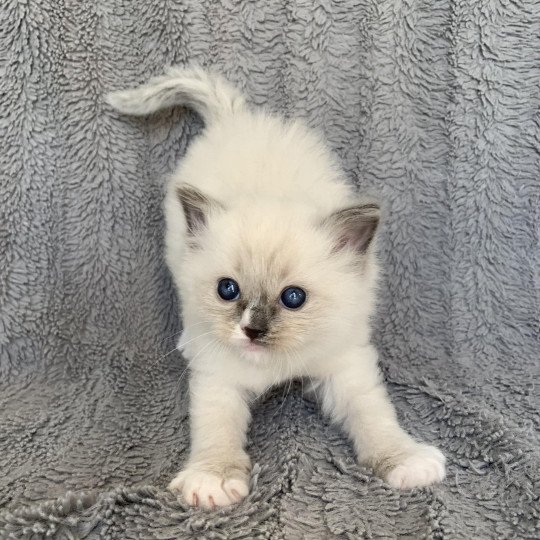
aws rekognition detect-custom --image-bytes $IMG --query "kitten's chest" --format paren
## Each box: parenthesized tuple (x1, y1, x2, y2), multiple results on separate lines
(234, 357, 312, 396)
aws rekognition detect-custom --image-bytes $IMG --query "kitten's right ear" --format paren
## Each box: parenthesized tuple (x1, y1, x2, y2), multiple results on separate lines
(322, 203, 380, 255)
(176, 185, 223, 236)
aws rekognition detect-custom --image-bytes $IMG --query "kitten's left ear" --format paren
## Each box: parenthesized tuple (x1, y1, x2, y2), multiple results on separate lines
(176, 184, 224, 236)
(323, 203, 380, 254)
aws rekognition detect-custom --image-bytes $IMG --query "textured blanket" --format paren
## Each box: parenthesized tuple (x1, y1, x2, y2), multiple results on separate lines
(1, 1, 538, 538)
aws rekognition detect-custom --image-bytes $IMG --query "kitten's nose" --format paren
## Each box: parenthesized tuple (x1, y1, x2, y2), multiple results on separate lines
(242, 326, 263, 341)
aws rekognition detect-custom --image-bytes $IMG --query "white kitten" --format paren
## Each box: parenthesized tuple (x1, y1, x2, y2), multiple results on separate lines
(107, 67, 445, 509)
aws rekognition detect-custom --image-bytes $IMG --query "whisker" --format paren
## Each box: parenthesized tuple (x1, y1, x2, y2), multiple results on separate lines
(177, 330, 215, 350)
(144, 345, 181, 373)
(165, 338, 221, 411)
(297, 352, 322, 412)
(275, 354, 293, 422)
(146, 329, 216, 373)
(185, 337, 220, 365)
(158, 321, 211, 345)
(157, 329, 183, 345)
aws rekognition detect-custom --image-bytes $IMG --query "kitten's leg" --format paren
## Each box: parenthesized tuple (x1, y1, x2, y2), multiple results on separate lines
(168, 372, 252, 508)
(318, 345, 445, 489)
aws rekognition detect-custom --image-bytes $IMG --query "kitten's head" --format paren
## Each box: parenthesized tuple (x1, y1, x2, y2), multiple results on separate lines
(176, 185, 380, 363)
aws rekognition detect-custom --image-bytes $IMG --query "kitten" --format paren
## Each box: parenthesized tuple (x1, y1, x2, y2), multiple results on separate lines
(107, 67, 445, 509)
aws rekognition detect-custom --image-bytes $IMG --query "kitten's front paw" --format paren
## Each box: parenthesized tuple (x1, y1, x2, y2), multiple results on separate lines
(168, 468, 249, 509)
(385, 444, 446, 490)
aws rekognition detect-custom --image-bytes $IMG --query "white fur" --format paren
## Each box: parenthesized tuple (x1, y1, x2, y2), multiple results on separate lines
(108, 67, 445, 508)
(106, 66, 246, 125)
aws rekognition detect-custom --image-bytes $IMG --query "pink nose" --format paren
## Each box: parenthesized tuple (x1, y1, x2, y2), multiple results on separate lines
(242, 326, 263, 341)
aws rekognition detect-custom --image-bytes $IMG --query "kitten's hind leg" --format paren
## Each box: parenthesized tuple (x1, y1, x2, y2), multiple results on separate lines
(169, 372, 251, 508)
(318, 345, 445, 489)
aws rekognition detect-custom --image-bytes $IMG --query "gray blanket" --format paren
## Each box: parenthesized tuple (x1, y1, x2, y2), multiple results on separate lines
(1, 1, 538, 538)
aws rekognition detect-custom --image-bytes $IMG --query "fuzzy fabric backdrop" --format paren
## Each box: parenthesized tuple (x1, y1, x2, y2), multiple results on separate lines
(0, 0, 538, 538)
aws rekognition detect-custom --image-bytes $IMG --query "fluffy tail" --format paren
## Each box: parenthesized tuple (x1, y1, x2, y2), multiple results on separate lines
(106, 66, 247, 125)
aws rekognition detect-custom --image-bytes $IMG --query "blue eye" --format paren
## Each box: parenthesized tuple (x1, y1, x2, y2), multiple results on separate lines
(280, 286, 306, 310)
(217, 278, 240, 301)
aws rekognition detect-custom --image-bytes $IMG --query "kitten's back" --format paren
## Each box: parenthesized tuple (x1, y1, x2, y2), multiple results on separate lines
(175, 110, 351, 214)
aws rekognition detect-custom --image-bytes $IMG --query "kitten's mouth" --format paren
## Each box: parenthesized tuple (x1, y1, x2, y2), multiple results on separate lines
(232, 336, 267, 354)
(244, 341, 265, 352)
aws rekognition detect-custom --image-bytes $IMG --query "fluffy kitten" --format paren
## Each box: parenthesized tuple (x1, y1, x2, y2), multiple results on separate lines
(107, 67, 445, 509)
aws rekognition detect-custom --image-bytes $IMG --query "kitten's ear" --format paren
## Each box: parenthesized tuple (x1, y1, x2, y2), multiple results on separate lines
(323, 203, 380, 254)
(176, 185, 224, 235)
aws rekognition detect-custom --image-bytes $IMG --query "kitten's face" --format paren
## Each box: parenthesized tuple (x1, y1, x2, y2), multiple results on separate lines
(181, 201, 377, 362)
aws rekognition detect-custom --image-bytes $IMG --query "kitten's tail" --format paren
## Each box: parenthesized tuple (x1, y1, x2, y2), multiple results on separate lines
(106, 66, 246, 125)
